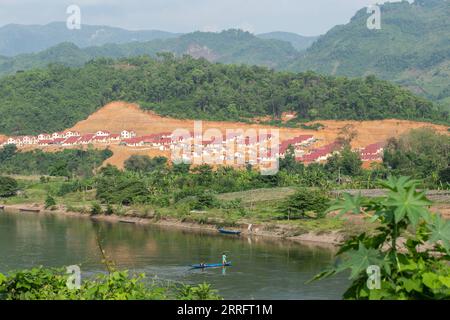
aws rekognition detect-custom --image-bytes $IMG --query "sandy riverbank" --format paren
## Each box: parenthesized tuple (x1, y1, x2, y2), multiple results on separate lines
(0, 203, 344, 247)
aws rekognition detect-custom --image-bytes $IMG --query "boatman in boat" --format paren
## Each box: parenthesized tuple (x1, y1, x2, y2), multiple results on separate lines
(222, 253, 227, 266)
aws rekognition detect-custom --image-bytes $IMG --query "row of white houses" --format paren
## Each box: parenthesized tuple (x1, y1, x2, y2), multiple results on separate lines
(0, 130, 137, 147)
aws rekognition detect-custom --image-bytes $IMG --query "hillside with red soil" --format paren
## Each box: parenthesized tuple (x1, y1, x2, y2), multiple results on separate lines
(11, 101, 450, 168)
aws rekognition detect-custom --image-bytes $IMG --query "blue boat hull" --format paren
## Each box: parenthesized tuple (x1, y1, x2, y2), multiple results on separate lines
(218, 229, 241, 235)
(191, 262, 232, 269)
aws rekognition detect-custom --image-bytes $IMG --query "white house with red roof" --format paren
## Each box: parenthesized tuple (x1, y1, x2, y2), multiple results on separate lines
(38, 133, 51, 141)
(360, 142, 385, 162)
(95, 130, 110, 137)
(64, 131, 81, 138)
(79, 134, 95, 145)
(62, 136, 81, 146)
(120, 130, 136, 139)
(52, 132, 65, 139)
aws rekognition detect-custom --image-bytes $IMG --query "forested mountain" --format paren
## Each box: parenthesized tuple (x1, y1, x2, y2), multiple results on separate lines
(0, 30, 299, 76)
(289, 0, 450, 105)
(1, 0, 448, 106)
(0, 22, 179, 56)
(0, 55, 443, 136)
(257, 32, 319, 51)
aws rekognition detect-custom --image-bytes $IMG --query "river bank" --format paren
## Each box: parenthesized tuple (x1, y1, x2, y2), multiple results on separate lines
(0, 203, 346, 247)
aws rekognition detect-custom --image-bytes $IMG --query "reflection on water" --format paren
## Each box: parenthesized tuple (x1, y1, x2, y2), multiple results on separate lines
(0, 211, 349, 299)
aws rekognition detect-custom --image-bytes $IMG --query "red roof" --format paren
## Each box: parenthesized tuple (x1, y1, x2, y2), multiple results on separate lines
(123, 137, 144, 144)
(79, 134, 95, 142)
(361, 142, 385, 156)
(297, 142, 340, 163)
(63, 136, 81, 144)
(52, 138, 65, 144)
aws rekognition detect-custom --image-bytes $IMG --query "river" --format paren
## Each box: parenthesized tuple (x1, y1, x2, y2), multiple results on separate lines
(0, 210, 349, 299)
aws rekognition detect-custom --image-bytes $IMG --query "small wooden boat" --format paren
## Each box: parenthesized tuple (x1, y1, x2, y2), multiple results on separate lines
(218, 228, 241, 235)
(191, 262, 232, 269)
(119, 220, 136, 224)
(19, 208, 40, 213)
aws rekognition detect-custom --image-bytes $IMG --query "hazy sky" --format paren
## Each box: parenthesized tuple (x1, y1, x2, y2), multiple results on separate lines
(0, 0, 407, 36)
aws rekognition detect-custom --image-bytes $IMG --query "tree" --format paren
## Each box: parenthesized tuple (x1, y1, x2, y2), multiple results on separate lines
(0, 144, 17, 162)
(325, 146, 362, 178)
(314, 176, 450, 300)
(278, 188, 330, 220)
(383, 128, 450, 187)
(439, 167, 450, 184)
(279, 145, 301, 172)
(125, 155, 168, 173)
(44, 195, 56, 209)
(0, 176, 18, 197)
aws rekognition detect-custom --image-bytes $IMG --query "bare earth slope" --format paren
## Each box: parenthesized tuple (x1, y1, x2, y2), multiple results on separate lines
(63, 101, 449, 168)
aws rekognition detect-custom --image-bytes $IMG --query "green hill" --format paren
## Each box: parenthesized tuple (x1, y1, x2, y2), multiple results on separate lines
(0, 22, 179, 56)
(0, 30, 299, 76)
(289, 0, 450, 106)
(257, 32, 319, 51)
(0, 55, 443, 136)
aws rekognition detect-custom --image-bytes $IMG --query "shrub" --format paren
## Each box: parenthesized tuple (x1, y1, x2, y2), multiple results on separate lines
(44, 195, 56, 209)
(90, 202, 102, 216)
(313, 176, 450, 300)
(105, 204, 114, 215)
(0, 267, 170, 300)
(192, 192, 218, 210)
(278, 188, 330, 220)
(0, 176, 19, 198)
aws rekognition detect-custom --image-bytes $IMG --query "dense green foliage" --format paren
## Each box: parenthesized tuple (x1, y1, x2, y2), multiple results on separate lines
(278, 188, 330, 219)
(314, 176, 450, 299)
(0, 267, 220, 300)
(383, 128, 449, 187)
(0, 55, 441, 136)
(124, 155, 168, 173)
(0, 147, 113, 177)
(290, 0, 450, 106)
(44, 194, 56, 209)
(325, 146, 363, 177)
(89, 153, 384, 213)
(1, 1, 448, 106)
(0, 176, 19, 197)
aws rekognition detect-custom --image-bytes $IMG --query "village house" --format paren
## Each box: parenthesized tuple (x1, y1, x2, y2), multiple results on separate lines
(38, 133, 51, 141)
(62, 136, 81, 146)
(122, 137, 144, 147)
(360, 142, 385, 162)
(52, 132, 65, 139)
(297, 142, 340, 164)
(109, 134, 121, 143)
(120, 130, 136, 139)
(21, 136, 38, 145)
(79, 134, 95, 145)
(95, 130, 110, 137)
(64, 131, 81, 138)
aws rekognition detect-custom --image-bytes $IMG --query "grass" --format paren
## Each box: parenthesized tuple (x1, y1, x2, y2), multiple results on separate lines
(217, 187, 296, 204)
